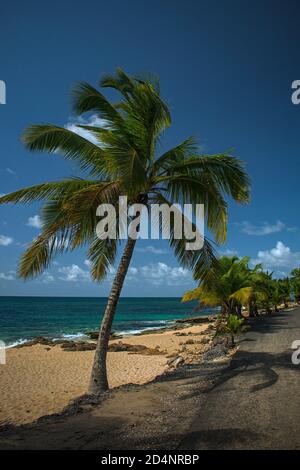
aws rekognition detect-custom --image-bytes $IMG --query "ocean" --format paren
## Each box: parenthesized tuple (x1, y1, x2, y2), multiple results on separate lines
(0, 296, 217, 348)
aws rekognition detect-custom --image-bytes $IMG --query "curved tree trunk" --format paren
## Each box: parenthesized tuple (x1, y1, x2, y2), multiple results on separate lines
(88, 237, 137, 395)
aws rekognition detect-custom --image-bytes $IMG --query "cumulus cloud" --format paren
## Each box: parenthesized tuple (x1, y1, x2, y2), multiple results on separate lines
(42, 273, 54, 283)
(132, 262, 192, 287)
(237, 220, 285, 236)
(0, 234, 13, 246)
(136, 245, 168, 255)
(27, 215, 42, 229)
(58, 264, 90, 282)
(64, 115, 106, 145)
(82, 260, 191, 287)
(0, 271, 14, 280)
(252, 241, 300, 271)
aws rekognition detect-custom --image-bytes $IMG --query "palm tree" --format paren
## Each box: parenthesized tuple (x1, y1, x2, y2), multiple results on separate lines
(290, 268, 300, 302)
(182, 256, 254, 316)
(215, 314, 249, 348)
(0, 69, 250, 394)
(271, 278, 291, 311)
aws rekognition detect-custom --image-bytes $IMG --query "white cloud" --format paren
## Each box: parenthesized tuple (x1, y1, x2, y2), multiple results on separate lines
(135, 262, 191, 287)
(0, 235, 13, 246)
(65, 115, 106, 145)
(58, 264, 90, 282)
(252, 241, 300, 271)
(27, 215, 42, 229)
(0, 193, 6, 197)
(95, 261, 192, 287)
(237, 220, 285, 236)
(84, 259, 91, 267)
(0, 271, 14, 281)
(136, 245, 168, 255)
(42, 273, 54, 283)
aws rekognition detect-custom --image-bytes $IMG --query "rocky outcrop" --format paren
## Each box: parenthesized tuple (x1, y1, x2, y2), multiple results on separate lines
(108, 342, 164, 355)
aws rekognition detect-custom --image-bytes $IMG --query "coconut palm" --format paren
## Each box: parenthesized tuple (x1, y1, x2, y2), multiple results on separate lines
(0, 69, 250, 394)
(290, 268, 300, 302)
(271, 278, 291, 311)
(182, 256, 255, 316)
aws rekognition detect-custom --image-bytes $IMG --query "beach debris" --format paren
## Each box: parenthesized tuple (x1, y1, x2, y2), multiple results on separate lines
(167, 355, 184, 368)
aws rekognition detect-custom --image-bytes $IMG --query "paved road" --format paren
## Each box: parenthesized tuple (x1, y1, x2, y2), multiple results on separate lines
(1, 308, 300, 450)
(180, 308, 300, 449)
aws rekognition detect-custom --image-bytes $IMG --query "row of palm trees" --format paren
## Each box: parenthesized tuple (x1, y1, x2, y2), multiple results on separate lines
(183, 255, 298, 317)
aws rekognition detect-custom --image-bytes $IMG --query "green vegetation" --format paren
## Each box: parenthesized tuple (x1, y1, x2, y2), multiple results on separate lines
(215, 314, 249, 348)
(0, 69, 250, 394)
(183, 255, 298, 345)
(183, 255, 297, 317)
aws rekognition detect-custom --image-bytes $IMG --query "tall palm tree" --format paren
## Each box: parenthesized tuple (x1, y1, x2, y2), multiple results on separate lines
(0, 69, 250, 394)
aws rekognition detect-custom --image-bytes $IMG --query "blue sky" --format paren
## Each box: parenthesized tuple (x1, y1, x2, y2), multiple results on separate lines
(1, 0, 300, 297)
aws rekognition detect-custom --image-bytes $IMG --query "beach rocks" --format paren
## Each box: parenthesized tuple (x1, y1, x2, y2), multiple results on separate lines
(60, 341, 96, 352)
(184, 339, 195, 345)
(88, 331, 99, 340)
(108, 341, 163, 355)
(198, 337, 210, 345)
(15, 337, 58, 348)
(88, 331, 120, 340)
(175, 315, 216, 325)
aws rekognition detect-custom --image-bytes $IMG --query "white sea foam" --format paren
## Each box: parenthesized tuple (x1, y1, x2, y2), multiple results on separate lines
(53, 332, 87, 341)
(5, 338, 29, 349)
(117, 325, 170, 336)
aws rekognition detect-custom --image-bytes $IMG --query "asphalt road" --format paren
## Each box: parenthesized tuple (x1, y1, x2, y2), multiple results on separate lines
(179, 308, 300, 450)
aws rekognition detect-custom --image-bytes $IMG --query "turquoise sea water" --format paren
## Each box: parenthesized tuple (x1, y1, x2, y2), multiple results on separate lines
(0, 296, 217, 347)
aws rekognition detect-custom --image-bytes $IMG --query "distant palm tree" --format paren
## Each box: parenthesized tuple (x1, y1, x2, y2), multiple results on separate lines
(182, 256, 256, 316)
(0, 69, 250, 394)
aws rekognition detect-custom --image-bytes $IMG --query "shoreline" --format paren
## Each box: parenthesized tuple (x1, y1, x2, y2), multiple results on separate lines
(0, 319, 215, 426)
(3, 313, 217, 350)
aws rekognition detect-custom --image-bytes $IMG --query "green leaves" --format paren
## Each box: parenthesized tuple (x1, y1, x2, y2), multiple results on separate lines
(0, 179, 101, 205)
(4, 69, 251, 285)
(22, 125, 106, 176)
(72, 82, 123, 127)
(182, 256, 255, 313)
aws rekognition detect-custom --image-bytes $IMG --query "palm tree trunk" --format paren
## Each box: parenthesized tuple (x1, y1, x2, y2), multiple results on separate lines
(88, 237, 137, 395)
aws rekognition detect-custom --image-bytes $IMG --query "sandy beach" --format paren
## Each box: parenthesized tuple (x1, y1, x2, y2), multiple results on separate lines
(0, 322, 212, 426)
